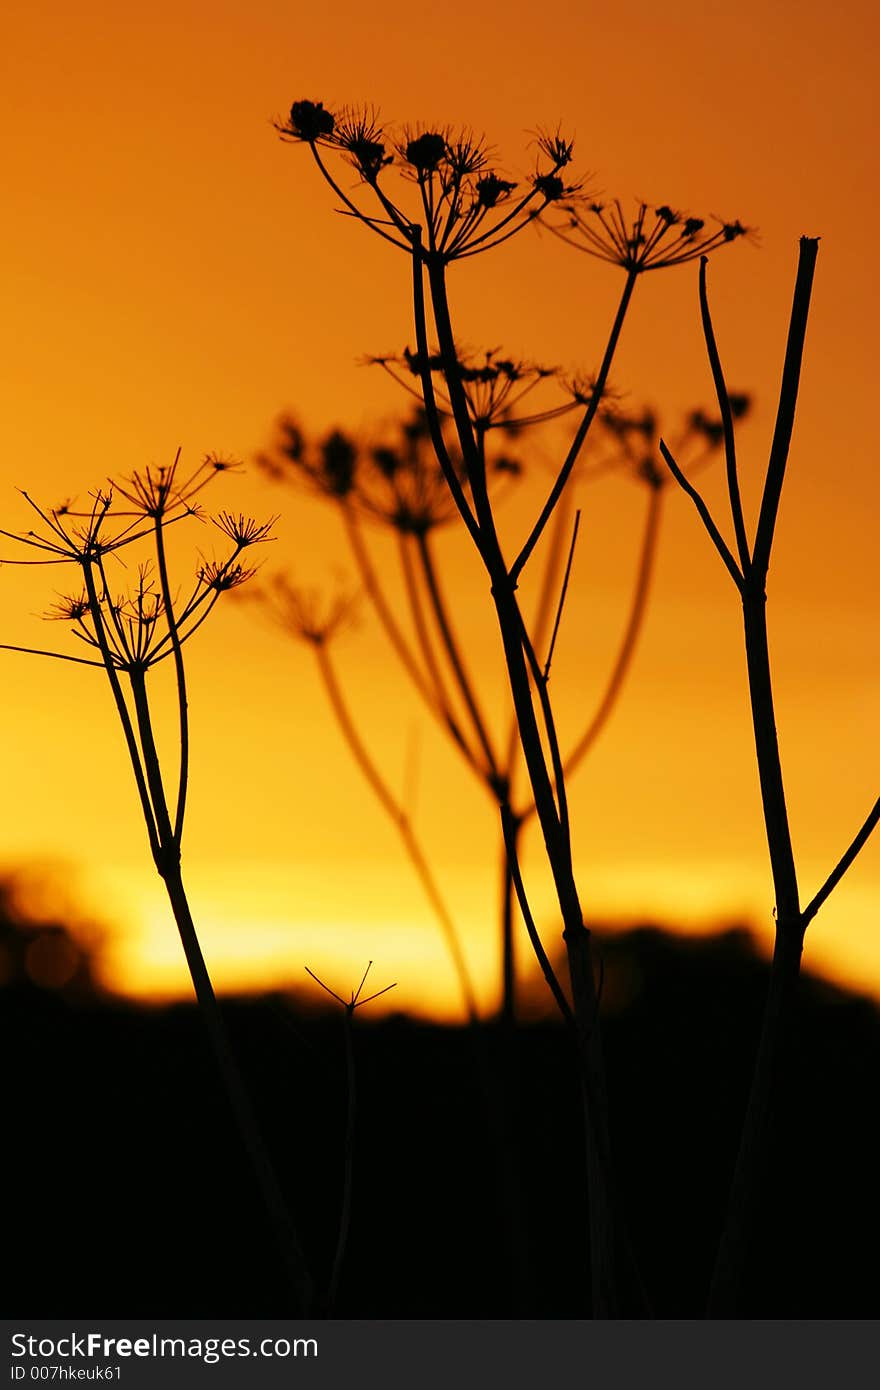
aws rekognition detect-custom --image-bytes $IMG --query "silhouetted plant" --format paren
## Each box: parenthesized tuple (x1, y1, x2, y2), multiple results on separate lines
(260, 397, 744, 1032)
(0, 455, 313, 1312)
(277, 97, 749, 1313)
(660, 240, 880, 1314)
(304, 960, 396, 1314)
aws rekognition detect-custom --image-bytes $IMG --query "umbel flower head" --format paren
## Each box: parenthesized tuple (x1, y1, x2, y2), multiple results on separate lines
(258, 402, 525, 534)
(1, 452, 273, 673)
(0, 488, 148, 566)
(268, 573, 358, 647)
(546, 198, 755, 273)
(275, 99, 583, 261)
(369, 345, 585, 435)
(112, 451, 241, 521)
(259, 408, 468, 533)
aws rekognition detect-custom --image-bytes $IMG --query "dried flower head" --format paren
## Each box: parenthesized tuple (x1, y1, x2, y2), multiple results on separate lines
(402, 129, 449, 173)
(279, 98, 582, 262)
(198, 558, 259, 594)
(305, 959, 397, 1013)
(277, 99, 336, 144)
(258, 407, 475, 534)
(43, 592, 91, 623)
(113, 451, 239, 521)
(270, 574, 358, 646)
(389, 345, 576, 434)
(333, 106, 391, 183)
(0, 488, 146, 566)
(547, 198, 754, 273)
(212, 512, 278, 548)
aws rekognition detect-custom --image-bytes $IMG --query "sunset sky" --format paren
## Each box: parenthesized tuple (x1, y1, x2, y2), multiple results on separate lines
(3, 0, 878, 1018)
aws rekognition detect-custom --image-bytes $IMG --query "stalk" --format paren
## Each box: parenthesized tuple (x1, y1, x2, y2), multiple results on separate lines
(313, 638, 479, 1023)
(326, 1005, 356, 1316)
(126, 665, 313, 1312)
(424, 251, 619, 1314)
(706, 590, 802, 1315)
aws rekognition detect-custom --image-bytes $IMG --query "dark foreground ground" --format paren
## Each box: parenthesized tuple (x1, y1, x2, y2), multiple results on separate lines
(3, 926, 879, 1317)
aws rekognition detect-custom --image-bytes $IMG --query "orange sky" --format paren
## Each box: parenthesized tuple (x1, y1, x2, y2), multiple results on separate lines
(3, 0, 878, 1017)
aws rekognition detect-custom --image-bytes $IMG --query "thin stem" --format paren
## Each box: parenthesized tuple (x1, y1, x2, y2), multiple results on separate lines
(416, 529, 499, 782)
(397, 531, 482, 774)
(499, 826, 517, 1028)
(707, 928, 802, 1315)
(314, 639, 479, 1023)
(128, 666, 176, 851)
(426, 254, 618, 1313)
(751, 238, 819, 581)
(659, 440, 744, 591)
(162, 856, 313, 1313)
(309, 145, 411, 252)
(510, 269, 638, 584)
(410, 233, 481, 545)
(128, 658, 313, 1306)
(499, 802, 573, 1027)
(81, 562, 161, 865)
(504, 494, 575, 801)
(802, 795, 880, 929)
(742, 591, 800, 927)
(326, 1006, 356, 1316)
(553, 482, 662, 800)
(0, 643, 104, 668)
(708, 241, 819, 1315)
(153, 513, 190, 845)
(543, 509, 582, 682)
(518, 613, 572, 851)
(699, 257, 751, 577)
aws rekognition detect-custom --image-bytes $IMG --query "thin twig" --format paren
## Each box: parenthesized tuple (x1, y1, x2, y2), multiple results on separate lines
(543, 509, 582, 682)
(417, 529, 500, 780)
(0, 642, 104, 668)
(698, 258, 751, 576)
(510, 268, 638, 584)
(397, 532, 482, 773)
(659, 439, 744, 591)
(802, 795, 880, 928)
(314, 639, 479, 1023)
(153, 502, 190, 846)
(751, 238, 820, 580)
(499, 802, 573, 1026)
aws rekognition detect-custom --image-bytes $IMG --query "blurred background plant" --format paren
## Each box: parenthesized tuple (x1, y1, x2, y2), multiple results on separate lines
(257, 391, 750, 1028)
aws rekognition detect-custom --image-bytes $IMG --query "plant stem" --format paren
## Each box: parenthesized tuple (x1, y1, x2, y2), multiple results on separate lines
(343, 507, 439, 715)
(742, 591, 800, 923)
(511, 268, 638, 584)
(559, 481, 662, 788)
(326, 1005, 356, 1315)
(314, 639, 479, 1024)
(424, 251, 619, 1314)
(153, 514, 190, 845)
(707, 587, 803, 1315)
(126, 665, 312, 1311)
(417, 528, 499, 782)
(707, 925, 802, 1315)
(500, 822, 517, 1028)
(159, 854, 313, 1312)
(397, 531, 481, 772)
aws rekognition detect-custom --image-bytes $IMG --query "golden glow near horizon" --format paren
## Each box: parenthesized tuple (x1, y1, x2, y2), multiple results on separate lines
(3, 1, 878, 1017)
